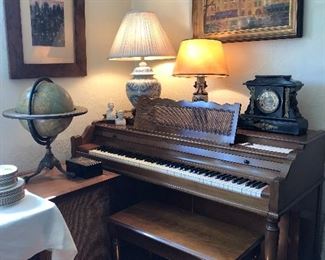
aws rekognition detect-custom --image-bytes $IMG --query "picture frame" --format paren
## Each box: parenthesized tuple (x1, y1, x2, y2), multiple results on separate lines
(4, 0, 87, 79)
(192, 0, 303, 43)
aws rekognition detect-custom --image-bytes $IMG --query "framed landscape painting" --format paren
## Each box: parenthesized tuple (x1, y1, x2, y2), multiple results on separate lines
(193, 0, 303, 43)
(4, 0, 87, 79)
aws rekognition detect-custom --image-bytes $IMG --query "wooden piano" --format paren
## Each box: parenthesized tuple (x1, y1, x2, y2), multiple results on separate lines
(71, 98, 325, 260)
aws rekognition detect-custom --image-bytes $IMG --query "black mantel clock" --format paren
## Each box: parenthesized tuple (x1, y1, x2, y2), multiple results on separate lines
(239, 75, 308, 135)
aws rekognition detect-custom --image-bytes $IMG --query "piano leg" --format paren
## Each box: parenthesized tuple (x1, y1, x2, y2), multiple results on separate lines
(313, 184, 323, 260)
(265, 215, 279, 260)
(112, 238, 120, 260)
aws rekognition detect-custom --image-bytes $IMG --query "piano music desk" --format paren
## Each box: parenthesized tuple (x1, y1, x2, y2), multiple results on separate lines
(26, 167, 120, 260)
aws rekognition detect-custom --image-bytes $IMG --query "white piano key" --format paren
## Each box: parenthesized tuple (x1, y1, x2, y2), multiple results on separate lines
(90, 148, 268, 199)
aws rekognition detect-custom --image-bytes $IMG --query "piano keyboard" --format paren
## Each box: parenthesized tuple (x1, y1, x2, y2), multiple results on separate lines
(89, 146, 269, 198)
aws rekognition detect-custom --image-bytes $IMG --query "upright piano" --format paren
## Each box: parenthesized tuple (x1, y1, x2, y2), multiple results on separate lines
(71, 98, 325, 260)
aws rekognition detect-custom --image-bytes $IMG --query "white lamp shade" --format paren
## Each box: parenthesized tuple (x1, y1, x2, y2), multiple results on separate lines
(173, 39, 229, 77)
(109, 11, 176, 61)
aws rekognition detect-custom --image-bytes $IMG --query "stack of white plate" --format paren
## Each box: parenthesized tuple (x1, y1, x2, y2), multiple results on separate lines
(0, 165, 25, 207)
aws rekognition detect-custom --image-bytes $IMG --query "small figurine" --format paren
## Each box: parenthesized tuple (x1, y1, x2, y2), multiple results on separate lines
(115, 110, 126, 126)
(106, 102, 116, 121)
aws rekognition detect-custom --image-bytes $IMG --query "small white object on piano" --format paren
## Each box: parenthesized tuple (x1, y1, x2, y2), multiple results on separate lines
(115, 110, 126, 125)
(106, 102, 116, 120)
(239, 142, 294, 154)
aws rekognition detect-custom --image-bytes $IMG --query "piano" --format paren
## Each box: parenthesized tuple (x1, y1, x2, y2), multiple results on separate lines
(71, 98, 325, 260)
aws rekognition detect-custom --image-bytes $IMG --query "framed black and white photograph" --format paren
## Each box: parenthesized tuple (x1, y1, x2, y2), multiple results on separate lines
(29, 0, 66, 48)
(4, 0, 87, 79)
(193, 0, 303, 43)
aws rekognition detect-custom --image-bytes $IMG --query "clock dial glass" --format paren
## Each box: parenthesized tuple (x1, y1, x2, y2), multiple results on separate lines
(257, 90, 280, 114)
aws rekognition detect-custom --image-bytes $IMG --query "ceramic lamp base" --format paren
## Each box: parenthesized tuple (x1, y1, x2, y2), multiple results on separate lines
(126, 61, 161, 108)
(126, 78, 161, 107)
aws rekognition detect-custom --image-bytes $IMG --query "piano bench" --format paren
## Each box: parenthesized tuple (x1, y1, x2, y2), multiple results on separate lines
(108, 201, 263, 260)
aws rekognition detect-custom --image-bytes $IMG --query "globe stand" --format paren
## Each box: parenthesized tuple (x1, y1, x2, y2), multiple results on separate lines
(2, 77, 88, 183)
(24, 143, 75, 184)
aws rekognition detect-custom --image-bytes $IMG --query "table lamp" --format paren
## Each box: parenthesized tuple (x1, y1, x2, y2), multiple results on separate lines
(108, 11, 176, 108)
(173, 39, 229, 102)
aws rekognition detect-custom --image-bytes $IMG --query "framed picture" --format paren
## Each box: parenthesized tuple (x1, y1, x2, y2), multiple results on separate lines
(4, 0, 86, 79)
(193, 0, 303, 43)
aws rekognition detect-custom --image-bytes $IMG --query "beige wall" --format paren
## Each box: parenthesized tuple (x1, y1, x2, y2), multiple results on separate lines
(1, 0, 325, 257)
(132, 0, 325, 131)
(0, 0, 133, 171)
(131, 2, 325, 257)
(0, 0, 325, 172)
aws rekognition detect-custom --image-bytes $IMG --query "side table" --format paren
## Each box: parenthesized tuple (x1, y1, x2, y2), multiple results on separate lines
(26, 168, 120, 260)
(0, 191, 77, 260)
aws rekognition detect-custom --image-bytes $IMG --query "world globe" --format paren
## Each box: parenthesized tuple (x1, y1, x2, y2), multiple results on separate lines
(2, 78, 87, 182)
(16, 80, 74, 137)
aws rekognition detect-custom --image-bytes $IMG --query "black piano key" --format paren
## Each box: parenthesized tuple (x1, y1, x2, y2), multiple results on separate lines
(226, 176, 236, 181)
(216, 174, 227, 179)
(237, 178, 249, 185)
(247, 180, 258, 187)
(251, 181, 262, 188)
(232, 177, 245, 183)
(197, 170, 210, 176)
(213, 172, 223, 178)
(207, 172, 218, 177)
(96, 146, 269, 194)
(231, 177, 240, 183)
(191, 169, 202, 174)
(256, 183, 267, 189)
(245, 180, 254, 186)
(221, 174, 232, 180)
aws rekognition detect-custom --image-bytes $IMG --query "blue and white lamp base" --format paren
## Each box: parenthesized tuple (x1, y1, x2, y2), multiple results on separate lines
(126, 61, 161, 108)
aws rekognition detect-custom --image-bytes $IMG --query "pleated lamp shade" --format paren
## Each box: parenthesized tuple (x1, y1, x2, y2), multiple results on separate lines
(109, 11, 176, 61)
(108, 11, 175, 109)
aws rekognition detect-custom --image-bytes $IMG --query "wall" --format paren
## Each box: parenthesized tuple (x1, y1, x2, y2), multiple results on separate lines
(0, 0, 134, 171)
(1, 0, 323, 171)
(1, 0, 325, 257)
(132, 0, 325, 131)
(131, 0, 325, 256)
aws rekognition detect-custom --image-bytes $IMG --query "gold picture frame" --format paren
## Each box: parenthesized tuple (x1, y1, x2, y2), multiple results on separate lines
(193, 0, 303, 43)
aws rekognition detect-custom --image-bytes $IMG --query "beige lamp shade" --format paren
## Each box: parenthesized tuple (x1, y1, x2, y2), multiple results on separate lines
(108, 11, 175, 108)
(109, 11, 176, 61)
(173, 39, 229, 77)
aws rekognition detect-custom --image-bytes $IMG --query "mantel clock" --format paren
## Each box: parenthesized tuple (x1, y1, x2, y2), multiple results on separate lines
(239, 75, 308, 135)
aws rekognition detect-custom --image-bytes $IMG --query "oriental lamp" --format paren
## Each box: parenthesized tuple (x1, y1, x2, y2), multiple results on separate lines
(173, 39, 229, 102)
(108, 11, 176, 108)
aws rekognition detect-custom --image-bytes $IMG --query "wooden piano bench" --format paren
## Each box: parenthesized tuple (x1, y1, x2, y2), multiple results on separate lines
(108, 201, 264, 260)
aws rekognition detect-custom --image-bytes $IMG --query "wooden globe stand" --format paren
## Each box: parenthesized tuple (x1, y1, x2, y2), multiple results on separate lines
(23, 141, 76, 184)
(2, 77, 88, 183)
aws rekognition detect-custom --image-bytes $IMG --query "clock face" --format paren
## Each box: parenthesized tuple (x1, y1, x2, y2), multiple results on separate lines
(256, 89, 280, 114)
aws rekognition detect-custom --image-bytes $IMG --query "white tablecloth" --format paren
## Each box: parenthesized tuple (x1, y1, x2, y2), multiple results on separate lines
(0, 190, 77, 260)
